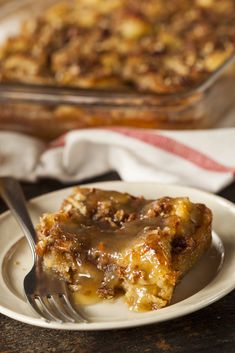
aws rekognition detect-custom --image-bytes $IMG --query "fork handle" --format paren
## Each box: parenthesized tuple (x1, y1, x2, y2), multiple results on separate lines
(0, 177, 37, 262)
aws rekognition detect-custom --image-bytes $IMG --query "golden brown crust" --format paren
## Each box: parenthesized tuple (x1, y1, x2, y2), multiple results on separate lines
(36, 187, 212, 311)
(0, 0, 235, 93)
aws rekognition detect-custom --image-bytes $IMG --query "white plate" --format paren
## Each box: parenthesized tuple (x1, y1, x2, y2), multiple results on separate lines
(0, 181, 235, 330)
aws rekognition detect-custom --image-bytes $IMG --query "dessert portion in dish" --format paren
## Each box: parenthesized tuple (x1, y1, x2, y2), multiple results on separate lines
(36, 187, 212, 312)
(0, 0, 235, 93)
(0, 0, 235, 137)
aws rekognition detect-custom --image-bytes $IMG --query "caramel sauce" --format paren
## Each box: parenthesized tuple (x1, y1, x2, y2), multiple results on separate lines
(59, 216, 180, 306)
(72, 264, 104, 305)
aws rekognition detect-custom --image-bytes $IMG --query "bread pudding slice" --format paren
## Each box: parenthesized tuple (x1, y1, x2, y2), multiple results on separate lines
(36, 187, 212, 312)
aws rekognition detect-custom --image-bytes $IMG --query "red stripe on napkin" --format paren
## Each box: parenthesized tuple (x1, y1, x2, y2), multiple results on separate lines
(49, 134, 66, 148)
(109, 128, 235, 174)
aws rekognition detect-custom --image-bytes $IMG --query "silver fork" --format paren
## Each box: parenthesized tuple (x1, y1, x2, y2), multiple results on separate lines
(0, 177, 88, 324)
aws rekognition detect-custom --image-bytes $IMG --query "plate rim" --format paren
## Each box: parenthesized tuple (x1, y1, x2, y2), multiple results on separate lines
(0, 181, 235, 330)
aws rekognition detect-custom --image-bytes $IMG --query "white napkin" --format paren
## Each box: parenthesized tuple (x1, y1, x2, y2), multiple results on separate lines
(0, 127, 234, 193)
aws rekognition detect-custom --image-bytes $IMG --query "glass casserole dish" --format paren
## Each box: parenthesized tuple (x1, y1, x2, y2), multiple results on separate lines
(0, 0, 235, 140)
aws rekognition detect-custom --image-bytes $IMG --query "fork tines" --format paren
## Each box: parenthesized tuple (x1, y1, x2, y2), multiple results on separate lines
(26, 293, 88, 324)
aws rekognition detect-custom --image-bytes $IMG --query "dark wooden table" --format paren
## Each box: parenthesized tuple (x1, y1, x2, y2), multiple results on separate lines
(1, 173, 235, 353)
